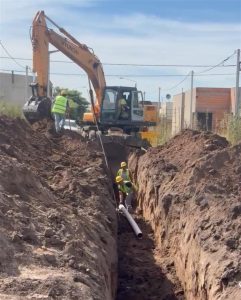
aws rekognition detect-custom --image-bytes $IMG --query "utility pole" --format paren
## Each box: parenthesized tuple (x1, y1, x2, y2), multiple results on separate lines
(158, 87, 161, 116)
(25, 66, 29, 100)
(235, 49, 240, 116)
(190, 70, 194, 129)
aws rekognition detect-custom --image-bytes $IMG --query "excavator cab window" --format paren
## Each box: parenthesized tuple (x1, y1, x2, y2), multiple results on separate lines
(131, 91, 144, 121)
(101, 88, 118, 121)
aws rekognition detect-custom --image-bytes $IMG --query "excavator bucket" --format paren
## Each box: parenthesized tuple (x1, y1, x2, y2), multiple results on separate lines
(23, 96, 52, 124)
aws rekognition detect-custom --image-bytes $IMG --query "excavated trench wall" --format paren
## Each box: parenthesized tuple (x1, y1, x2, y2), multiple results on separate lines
(129, 130, 241, 300)
(0, 117, 118, 300)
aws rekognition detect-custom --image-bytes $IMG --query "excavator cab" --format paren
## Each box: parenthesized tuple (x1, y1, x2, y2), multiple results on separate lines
(100, 86, 152, 133)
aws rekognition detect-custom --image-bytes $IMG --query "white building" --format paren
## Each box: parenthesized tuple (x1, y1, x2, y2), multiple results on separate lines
(0, 72, 33, 106)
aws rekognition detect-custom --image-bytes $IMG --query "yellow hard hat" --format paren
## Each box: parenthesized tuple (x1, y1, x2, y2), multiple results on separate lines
(116, 176, 123, 183)
(121, 162, 127, 168)
(61, 90, 67, 96)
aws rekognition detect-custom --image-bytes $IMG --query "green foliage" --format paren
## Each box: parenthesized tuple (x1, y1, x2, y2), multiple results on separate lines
(156, 118, 172, 146)
(0, 102, 22, 118)
(53, 87, 89, 121)
(219, 114, 241, 145)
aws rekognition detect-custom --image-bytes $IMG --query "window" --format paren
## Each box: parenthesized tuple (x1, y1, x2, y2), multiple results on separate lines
(101, 89, 118, 121)
(103, 89, 117, 110)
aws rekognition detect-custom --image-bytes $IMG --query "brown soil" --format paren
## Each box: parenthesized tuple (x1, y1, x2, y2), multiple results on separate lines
(2, 118, 240, 300)
(129, 129, 241, 300)
(0, 117, 117, 300)
(116, 213, 185, 300)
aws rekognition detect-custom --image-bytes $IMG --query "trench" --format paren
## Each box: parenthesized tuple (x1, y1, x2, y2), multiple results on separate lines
(103, 142, 185, 300)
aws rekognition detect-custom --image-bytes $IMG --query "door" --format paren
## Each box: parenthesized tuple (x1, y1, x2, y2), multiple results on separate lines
(196, 112, 213, 131)
(131, 91, 144, 121)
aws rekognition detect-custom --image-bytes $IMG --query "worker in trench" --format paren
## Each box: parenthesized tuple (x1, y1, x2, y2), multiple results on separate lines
(51, 90, 69, 133)
(117, 161, 133, 182)
(116, 176, 134, 213)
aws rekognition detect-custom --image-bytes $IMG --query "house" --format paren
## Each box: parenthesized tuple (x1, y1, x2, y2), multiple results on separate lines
(172, 87, 241, 135)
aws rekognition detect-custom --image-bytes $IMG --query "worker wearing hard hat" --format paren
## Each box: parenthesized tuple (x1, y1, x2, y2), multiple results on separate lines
(116, 175, 133, 213)
(117, 161, 132, 182)
(118, 95, 129, 120)
(51, 90, 69, 133)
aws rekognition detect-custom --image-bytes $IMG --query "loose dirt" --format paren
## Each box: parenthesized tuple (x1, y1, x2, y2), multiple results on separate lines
(1, 118, 240, 300)
(0, 117, 117, 300)
(129, 129, 241, 300)
(116, 213, 184, 300)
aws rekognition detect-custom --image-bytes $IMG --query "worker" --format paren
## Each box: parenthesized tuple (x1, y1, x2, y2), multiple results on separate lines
(117, 161, 132, 182)
(116, 176, 133, 213)
(118, 95, 129, 120)
(51, 90, 69, 133)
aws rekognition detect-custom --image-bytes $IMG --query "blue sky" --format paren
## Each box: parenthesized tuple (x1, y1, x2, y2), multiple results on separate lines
(0, 0, 240, 101)
(78, 0, 241, 22)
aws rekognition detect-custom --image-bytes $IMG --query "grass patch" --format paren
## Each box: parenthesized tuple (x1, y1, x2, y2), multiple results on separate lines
(156, 119, 172, 146)
(0, 102, 23, 118)
(219, 114, 241, 145)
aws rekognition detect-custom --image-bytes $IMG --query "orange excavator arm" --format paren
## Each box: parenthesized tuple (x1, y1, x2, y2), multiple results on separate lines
(31, 10, 106, 114)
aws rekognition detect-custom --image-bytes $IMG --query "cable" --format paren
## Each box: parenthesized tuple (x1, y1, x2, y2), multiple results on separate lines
(0, 41, 33, 72)
(163, 71, 191, 91)
(0, 56, 236, 68)
(196, 51, 236, 75)
(0, 68, 235, 77)
(0, 41, 28, 70)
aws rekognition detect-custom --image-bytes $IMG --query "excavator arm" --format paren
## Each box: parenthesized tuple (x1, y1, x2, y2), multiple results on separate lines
(23, 10, 106, 122)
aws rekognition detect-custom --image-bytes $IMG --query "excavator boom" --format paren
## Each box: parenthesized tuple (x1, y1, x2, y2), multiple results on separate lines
(23, 10, 106, 122)
(23, 11, 157, 148)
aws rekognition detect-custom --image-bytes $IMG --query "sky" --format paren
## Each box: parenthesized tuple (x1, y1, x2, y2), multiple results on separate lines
(0, 0, 241, 102)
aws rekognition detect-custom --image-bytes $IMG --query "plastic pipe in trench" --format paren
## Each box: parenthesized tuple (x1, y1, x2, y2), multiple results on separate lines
(119, 204, 143, 238)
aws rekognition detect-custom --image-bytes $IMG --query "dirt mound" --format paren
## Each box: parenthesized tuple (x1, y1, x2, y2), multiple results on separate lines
(129, 129, 241, 300)
(0, 117, 117, 300)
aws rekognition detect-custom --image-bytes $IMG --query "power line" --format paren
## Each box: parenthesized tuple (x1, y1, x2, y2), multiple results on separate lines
(0, 68, 235, 77)
(0, 42, 32, 71)
(196, 51, 236, 74)
(163, 71, 191, 91)
(0, 56, 236, 68)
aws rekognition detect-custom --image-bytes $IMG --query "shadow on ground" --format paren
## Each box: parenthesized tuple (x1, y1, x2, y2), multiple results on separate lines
(116, 214, 185, 300)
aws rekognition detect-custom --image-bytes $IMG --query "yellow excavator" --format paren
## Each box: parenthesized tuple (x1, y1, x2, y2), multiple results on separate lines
(23, 11, 157, 147)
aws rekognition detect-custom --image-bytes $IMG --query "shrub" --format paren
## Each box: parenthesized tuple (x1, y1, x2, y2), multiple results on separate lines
(0, 102, 23, 118)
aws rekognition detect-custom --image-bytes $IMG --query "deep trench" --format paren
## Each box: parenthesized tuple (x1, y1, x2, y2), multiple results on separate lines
(103, 143, 185, 300)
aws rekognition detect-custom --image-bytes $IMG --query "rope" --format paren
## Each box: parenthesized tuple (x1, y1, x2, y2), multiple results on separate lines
(87, 79, 120, 212)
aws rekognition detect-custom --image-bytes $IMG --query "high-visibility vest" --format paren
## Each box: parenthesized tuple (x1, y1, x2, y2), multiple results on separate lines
(117, 168, 131, 181)
(51, 96, 68, 114)
(118, 181, 132, 194)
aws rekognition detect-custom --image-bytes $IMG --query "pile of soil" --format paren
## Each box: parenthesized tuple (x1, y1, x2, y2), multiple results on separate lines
(129, 130, 241, 300)
(0, 117, 117, 300)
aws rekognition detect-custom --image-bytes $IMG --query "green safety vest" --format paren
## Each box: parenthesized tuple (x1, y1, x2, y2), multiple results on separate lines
(118, 181, 132, 194)
(51, 96, 68, 114)
(117, 169, 131, 181)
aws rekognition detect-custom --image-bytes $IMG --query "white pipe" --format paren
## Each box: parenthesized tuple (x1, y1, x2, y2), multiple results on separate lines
(119, 204, 143, 239)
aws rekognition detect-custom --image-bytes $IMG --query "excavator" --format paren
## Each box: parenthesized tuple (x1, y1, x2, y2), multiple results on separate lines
(23, 11, 157, 151)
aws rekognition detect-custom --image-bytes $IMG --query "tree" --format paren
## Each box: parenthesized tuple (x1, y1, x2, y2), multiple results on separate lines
(53, 87, 89, 121)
